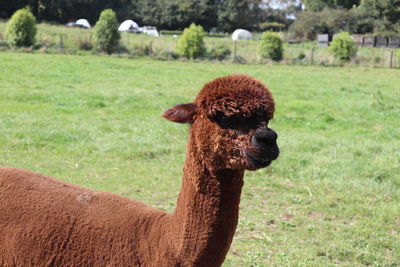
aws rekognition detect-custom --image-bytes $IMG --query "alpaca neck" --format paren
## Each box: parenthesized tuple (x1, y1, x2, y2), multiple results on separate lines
(169, 144, 245, 266)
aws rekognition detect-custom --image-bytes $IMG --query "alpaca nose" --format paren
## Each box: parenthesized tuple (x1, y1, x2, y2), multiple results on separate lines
(251, 127, 278, 147)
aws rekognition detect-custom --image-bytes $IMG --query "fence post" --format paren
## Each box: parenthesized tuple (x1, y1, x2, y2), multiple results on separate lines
(149, 40, 153, 56)
(59, 34, 64, 50)
(232, 41, 237, 62)
(389, 50, 394, 68)
(310, 47, 314, 65)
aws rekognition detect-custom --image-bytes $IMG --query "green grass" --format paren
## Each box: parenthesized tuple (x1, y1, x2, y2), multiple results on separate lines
(0, 52, 399, 266)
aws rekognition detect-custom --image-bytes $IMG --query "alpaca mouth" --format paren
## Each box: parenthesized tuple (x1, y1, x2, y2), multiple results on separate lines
(247, 154, 272, 169)
(245, 146, 279, 170)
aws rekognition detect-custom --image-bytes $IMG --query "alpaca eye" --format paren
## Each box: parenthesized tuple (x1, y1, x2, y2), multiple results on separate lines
(215, 115, 231, 128)
(255, 110, 267, 120)
(253, 110, 269, 125)
(213, 112, 237, 129)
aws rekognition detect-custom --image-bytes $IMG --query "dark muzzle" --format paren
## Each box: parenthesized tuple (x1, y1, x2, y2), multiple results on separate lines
(251, 127, 279, 160)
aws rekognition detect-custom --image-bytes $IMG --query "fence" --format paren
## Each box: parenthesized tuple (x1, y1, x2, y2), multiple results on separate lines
(0, 21, 398, 69)
(22, 33, 400, 68)
(318, 34, 400, 49)
(285, 44, 399, 68)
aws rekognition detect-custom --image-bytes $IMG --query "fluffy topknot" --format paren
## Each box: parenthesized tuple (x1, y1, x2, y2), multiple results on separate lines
(194, 74, 275, 119)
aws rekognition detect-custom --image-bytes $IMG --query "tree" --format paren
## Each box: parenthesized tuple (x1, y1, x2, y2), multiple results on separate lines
(0, 0, 139, 24)
(303, 0, 360, 11)
(136, 0, 163, 27)
(289, 8, 352, 40)
(291, 0, 399, 37)
(0, 0, 28, 19)
(0, 0, 269, 32)
(5, 8, 37, 47)
(337, 0, 361, 9)
(94, 9, 121, 54)
(158, 0, 181, 29)
(347, 6, 374, 34)
(175, 23, 206, 59)
(217, 0, 253, 32)
(303, 0, 331, 11)
(329, 32, 357, 61)
(259, 31, 284, 61)
(253, 1, 303, 32)
(134, 0, 219, 30)
(355, 0, 400, 33)
(257, 7, 297, 32)
(195, 0, 220, 30)
(176, 0, 219, 30)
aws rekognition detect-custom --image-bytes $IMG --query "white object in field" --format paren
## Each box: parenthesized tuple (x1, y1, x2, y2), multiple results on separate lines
(231, 29, 252, 41)
(75, 19, 91, 29)
(139, 26, 159, 37)
(118, 20, 139, 32)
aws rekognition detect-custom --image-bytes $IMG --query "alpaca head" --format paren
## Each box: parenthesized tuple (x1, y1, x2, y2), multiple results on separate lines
(163, 74, 279, 171)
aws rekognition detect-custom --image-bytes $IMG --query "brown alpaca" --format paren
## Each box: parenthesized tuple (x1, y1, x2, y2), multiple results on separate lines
(0, 74, 279, 267)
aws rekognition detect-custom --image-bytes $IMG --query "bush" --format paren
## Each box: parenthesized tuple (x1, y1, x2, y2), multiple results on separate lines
(94, 9, 120, 54)
(176, 23, 206, 59)
(328, 32, 357, 61)
(297, 52, 306, 60)
(259, 31, 283, 61)
(156, 51, 180, 61)
(233, 55, 247, 64)
(209, 45, 231, 60)
(5, 8, 37, 47)
(132, 42, 153, 56)
(78, 38, 93, 51)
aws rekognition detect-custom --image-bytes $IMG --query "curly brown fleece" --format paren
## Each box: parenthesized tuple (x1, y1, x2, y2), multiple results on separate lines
(0, 74, 276, 267)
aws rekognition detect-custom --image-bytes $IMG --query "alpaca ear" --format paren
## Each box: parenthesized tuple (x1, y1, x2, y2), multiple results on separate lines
(162, 103, 197, 124)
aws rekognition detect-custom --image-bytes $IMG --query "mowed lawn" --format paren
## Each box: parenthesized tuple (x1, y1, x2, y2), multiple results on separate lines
(0, 52, 399, 266)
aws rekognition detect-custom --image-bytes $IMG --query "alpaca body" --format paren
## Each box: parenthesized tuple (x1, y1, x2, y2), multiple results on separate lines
(0, 167, 171, 266)
(0, 158, 243, 266)
(0, 75, 278, 266)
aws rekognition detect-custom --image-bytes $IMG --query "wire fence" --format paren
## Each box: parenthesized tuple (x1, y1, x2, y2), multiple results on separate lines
(0, 22, 399, 69)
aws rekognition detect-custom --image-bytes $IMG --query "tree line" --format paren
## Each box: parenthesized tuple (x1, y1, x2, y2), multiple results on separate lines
(291, 0, 400, 39)
(1, 0, 399, 38)
(0, 0, 298, 32)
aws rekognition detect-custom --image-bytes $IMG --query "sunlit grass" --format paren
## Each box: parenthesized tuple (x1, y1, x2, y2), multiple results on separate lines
(0, 52, 399, 266)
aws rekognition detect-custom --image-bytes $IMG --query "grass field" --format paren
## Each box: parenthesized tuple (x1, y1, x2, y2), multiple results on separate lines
(0, 52, 399, 266)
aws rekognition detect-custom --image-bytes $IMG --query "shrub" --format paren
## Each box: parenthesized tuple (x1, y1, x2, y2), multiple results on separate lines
(233, 55, 247, 64)
(78, 38, 93, 51)
(5, 8, 37, 47)
(298, 52, 306, 60)
(328, 32, 357, 61)
(156, 51, 180, 61)
(209, 45, 231, 60)
(133, 41, 153, 56)
(94, 9, 120, 54)
(373, 56, 381, 64)
(176, 23, 206, 59)
(259, 31, 283, 61)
